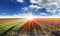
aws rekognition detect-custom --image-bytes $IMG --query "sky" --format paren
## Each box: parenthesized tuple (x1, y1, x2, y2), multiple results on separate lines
(0, 0, 60, 18)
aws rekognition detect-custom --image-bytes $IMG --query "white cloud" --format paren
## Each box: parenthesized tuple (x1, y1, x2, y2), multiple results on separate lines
(30, 0, 60, 14)
(40, 13, 47, 16)
(30, 0, 60, 8)
(30, 0, 37, 3)
(21, 4, 42, 12)
(17, 0, 24, 3)
(47, 9, 56, 13)
(13, 14, 27, 16)
(29, 4, 42, 9)
(13, 13, 34, 17)
(22, 7, 28, 11)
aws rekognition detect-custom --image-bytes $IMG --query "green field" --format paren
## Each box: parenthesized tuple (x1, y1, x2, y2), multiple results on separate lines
(0, 18, 60, 36)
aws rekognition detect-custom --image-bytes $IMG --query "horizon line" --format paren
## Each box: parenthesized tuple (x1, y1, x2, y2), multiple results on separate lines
(0, 16, 60, 18)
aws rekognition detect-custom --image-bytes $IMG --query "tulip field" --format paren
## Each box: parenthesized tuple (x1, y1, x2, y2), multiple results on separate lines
(0, 18, 60, 36)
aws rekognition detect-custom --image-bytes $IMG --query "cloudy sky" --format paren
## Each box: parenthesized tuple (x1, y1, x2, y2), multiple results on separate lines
(0, 0, 60, 18)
